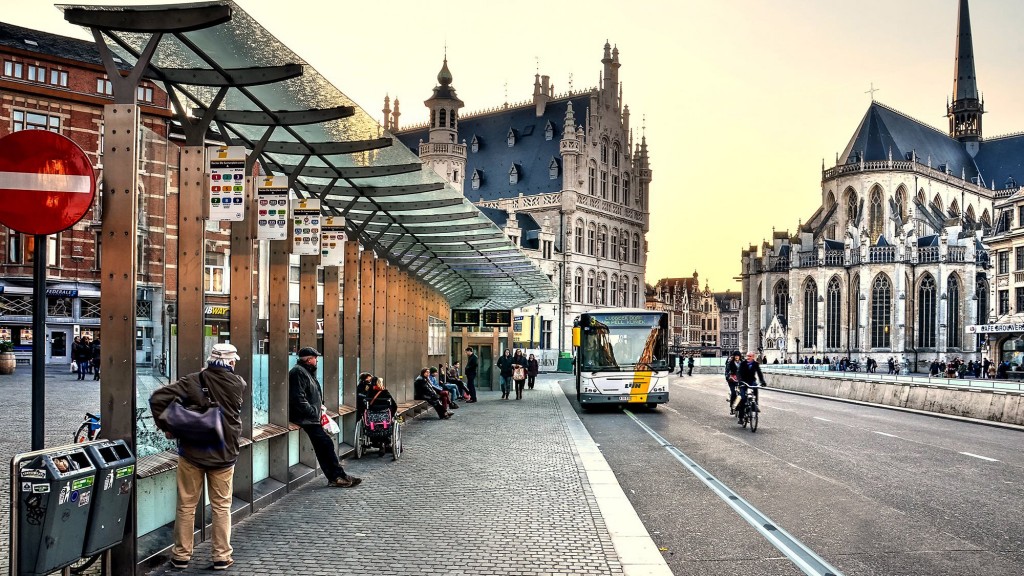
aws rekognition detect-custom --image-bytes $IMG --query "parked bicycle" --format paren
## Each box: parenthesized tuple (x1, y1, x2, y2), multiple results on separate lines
(75, 412, 102, 443)
(736, 383, 761, 432)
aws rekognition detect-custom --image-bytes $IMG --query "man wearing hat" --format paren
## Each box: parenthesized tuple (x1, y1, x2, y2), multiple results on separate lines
(289, 346, 361, 488)
(150, 343, 246, 571)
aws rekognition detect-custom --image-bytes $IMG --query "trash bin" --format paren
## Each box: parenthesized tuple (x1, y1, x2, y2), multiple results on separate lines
(81, 439, 135, 556)
(15, 446, 97, 575)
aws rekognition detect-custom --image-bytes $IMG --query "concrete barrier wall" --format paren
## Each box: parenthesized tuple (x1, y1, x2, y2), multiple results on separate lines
(768, 373, 1024, 426)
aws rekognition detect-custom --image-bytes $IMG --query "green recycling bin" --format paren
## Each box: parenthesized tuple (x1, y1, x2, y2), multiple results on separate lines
(15, 446, 97, 576)
(81, 439, 135, 556)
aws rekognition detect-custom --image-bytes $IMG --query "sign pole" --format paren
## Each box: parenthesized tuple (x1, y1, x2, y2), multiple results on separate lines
(31, 235, 46, 451)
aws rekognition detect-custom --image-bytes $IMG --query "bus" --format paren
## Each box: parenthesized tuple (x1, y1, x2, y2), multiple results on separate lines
(572, 308, 670, 409)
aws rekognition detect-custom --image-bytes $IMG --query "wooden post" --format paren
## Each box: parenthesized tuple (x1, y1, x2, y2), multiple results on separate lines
(267, 240, 290, 484)
(373, 258, 388, 386)
(228, 171, 255, 508)
(359, 250, 375, 376)
(297, 255, 318, 470)
(341, 242, 359, 443)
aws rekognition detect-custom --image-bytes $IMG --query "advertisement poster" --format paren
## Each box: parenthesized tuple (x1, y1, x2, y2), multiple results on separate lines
(207, 145, 246, 221)
(256, 176, 289, 240)
(292, 198, 321, 256)
(320, 216, 346, 267)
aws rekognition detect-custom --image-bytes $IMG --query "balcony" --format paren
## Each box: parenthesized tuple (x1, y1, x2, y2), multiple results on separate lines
(418, 142, 466, 157)
(868, 246, 897, 263)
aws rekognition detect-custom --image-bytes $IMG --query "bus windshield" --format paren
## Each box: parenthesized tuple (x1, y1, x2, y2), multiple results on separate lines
(579, 313, 668, 371)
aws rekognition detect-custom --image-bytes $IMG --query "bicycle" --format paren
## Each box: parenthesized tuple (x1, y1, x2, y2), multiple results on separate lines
(75, 412, 101, 443)
(736, 382, 762, 432)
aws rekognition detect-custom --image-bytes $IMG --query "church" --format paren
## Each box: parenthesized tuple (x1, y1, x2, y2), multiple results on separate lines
(390, 43, 652, 353)
(740, 0, 1018, 371)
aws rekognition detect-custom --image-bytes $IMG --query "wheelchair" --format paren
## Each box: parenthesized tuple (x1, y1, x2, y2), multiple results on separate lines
(353, 406, 402, 461)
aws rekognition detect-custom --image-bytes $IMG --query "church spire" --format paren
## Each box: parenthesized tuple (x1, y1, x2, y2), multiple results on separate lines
(948, 0, 983, 147)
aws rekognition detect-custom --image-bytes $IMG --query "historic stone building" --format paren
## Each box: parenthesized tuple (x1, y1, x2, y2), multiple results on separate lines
(740, 0, 1009, 370)
(715, 291, 741, 353)
(393, 43, 652, 353)
(647, 273, 723, 357)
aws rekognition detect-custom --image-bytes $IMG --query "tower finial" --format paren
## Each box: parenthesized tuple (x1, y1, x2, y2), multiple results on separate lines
(949, 0, 983, 143)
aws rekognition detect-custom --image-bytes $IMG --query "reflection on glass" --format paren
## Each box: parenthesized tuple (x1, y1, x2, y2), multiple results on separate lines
(580, 313, 668, 372)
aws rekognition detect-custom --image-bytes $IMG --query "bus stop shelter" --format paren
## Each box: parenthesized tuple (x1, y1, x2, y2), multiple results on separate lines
(56, 1, 556, 571)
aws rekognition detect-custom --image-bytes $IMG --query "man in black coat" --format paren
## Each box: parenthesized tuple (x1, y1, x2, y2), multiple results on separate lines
(289, 347, 361, 488)
(464, 347, 479, 403)
(735, 352, 767, 422)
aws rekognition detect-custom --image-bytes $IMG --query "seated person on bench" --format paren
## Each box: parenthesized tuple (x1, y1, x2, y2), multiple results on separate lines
(414, 368, 451, 419)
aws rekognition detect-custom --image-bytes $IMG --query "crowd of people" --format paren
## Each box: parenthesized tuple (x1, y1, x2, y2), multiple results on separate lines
(72, 335, 101, 381)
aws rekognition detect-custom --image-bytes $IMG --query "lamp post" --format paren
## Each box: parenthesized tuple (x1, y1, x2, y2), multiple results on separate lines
(795, 337, 801, 364)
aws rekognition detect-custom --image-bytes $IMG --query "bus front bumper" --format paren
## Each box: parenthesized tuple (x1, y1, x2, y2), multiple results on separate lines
(580, 392, 669, 405)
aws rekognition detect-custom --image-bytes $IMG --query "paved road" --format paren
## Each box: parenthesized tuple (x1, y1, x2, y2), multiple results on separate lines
(560, 373, 1024, 576)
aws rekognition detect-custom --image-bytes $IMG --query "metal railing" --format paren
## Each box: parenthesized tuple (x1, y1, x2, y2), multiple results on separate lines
(761, 364, 1024, 393)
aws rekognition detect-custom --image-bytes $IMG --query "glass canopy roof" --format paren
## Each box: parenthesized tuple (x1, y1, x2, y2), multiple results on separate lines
(60, 0, 557, 310)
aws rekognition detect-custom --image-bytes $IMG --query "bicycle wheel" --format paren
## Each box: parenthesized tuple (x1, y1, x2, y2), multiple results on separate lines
(353, 421, 364, 459)
(74, 422, 92, 443)
(748, 401, 759, 432)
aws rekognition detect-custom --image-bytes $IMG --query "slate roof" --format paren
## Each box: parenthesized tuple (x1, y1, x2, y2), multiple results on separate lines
(476, 206, 543, 250)
(838, 101, 1024, 192)
(0, 21, 120, 69)
(396, 94, 593, 202)
(839, 102, 980, 181)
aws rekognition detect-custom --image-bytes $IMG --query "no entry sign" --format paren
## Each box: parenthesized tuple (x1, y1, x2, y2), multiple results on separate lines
(0, 130, 97, 235)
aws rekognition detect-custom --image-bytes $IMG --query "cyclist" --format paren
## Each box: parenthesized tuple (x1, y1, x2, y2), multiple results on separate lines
(725, 351, 742, 415)
(735, 351, 767, 423)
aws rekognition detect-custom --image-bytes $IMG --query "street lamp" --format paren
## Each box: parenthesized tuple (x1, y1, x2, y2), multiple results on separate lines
(795, 337, 801, 364)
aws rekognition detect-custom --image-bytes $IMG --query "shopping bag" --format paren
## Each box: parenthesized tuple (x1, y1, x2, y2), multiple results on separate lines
(70, 361, 78, 373)
(321, 411, 340, 435)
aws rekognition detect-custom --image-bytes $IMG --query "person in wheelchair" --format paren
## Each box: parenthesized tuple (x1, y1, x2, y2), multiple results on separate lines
(363, 377, 399, 456)
(355, 372, 374, 420)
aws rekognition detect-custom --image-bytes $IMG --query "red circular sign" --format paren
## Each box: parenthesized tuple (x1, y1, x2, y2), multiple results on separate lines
(0, 130, 97, 235)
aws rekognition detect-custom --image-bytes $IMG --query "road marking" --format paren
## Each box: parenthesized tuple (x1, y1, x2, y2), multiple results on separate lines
(872, 431, 900, 438)
(960, 452, 999, 462)
(769, 406, 795, 412)
(624, 410, 845, 576)
(813, 417, 832, 422)
(662, 405, 681, 415)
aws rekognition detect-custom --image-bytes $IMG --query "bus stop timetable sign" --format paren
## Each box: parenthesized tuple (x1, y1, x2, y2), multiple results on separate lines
(0, 130, 96, 235)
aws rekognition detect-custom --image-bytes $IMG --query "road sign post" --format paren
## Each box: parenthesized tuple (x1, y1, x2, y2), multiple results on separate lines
(0, 130, 97, 451)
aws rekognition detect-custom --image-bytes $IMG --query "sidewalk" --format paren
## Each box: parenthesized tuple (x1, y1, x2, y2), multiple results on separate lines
(146, 374, 670, 575)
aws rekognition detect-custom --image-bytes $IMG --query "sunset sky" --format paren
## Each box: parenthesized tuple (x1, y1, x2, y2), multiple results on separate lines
(12, 0, 1024, 292)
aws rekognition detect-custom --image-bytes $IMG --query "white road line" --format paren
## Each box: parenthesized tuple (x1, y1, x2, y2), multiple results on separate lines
(960, 452, 999, 462)
(769, 406, 795, 412)
(872, 431, 900, 438)
(813, 417, 832, 422)
(624, 410, 845, 576)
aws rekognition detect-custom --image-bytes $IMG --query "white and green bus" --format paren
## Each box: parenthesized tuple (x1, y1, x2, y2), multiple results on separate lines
(572, 309, 671, 409)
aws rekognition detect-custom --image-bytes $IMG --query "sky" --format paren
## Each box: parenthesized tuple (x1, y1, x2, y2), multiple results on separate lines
(10, 0, 1024, 292)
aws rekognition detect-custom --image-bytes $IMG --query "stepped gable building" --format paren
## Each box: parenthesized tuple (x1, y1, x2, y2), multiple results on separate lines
(392, 42, 652, 352)
(715, 291, 741, 353)
(647, 273, 722, 357)
(739, 0, 1022, 369)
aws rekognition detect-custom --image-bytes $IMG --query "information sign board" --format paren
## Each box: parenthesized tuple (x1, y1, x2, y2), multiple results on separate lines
(207, 146, 246, 221)
(320, 216, 346, 267)
(292, 198, 321, 256)
(256, 175, 288, 240)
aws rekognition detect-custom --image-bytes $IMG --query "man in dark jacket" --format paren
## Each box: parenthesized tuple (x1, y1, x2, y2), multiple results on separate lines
(464, 347, 478, 403)
(289, 347, 361, 488)
(150, 343, 246, 571)
(687, 355, 695, 376)
(90, 339, 101, 380)
(414, 367, 450, 418)
(735, 352, 767, 423)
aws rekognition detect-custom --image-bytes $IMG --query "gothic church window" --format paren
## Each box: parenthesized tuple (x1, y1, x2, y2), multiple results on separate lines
(871, 274, 892, 348)
(622, 175, 630, 207)
(852, 275, 860, 348)
(773, 280, 789, 326)
(918, 275, 936, 348)
(612, 143, 620, 169)
(574, 220, 584, 253)
(600, 171, 608, 199)
(826, 276, 841, 349)
(977, 278, 989, 324)
(449, 108, 456, 128)
(632, 233, 640, 263)
(895, 186, 907, 221)
(600, 138, 608, 164)
(598, 226, 608, 258)
(439, 108, 447, 128)
(869, 186, 884, 241)
(947, 275, 961, 348)
(845, 189, 858, 225)
(588, 163, 597, 195)
(574, 268, 583, 303)
(803, 279, 818, 348)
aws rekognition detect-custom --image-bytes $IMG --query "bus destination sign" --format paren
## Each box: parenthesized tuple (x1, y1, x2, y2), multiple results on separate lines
(588, 313, 660, 328)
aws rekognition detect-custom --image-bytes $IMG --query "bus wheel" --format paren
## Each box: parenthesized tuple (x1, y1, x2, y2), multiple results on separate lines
(646, 403, 658, 409)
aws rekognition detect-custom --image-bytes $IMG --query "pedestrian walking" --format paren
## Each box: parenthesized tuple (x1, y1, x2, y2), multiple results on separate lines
(90, 339, 101, 380)
(149, 343, 246, 571)
(497, 349, 514, 399)
(289, 347, 361, 488)
(512, 349, 527, 399)
(687, 355, 694, 376)
(464, 347, 478, 403)
(526, 353, 539, 390)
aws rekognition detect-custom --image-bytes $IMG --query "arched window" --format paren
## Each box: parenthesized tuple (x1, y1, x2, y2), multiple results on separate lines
(977, 277, 989, 325)
(610, 274, 619, 306)
(869, 186, 884, 240)
(619, 278, 627, 307)
(982, 209, 992, 227)
(598, 272, 608, 306)
(632, 233, 640, 263)
(852, 274, 861, 349)
(894, 186, 907, 221)
(871, 274, 892, 348)
(574, 220, 584, 253)
(597, 226, 608, 258)
(449, 108, 456, 128)
(610, 230, 619, 262)
(826, 190, 836, 209)
(845, 188, 858, 225)
(600, 138, 609, 164)
(917, 189, 926, 204)
(612, 174, 619, 203)
(632, 277, 640, 308)
(620, 232, 629, 261)
(933, 194, 943, 212)
(966, 204, 976, 223)
(638, 181, 645, 209)
(622, 175, 630, 207)
(949, 199, 960, 217)
(573, 268, 583, 303)
(773, 280, 789, 325)
(804, 279, 818, 348)
(918, 275, 937, 348)
(588, 162, 597, 195)
(826, 276, 841, 348)
(438, 108, 447, 128)
(600, 170, 608, 199)
(612, 142, 620, 169)
(587, 225, 596, 256)
(586, 270, 595, 304)
(947, 275, 962, 348)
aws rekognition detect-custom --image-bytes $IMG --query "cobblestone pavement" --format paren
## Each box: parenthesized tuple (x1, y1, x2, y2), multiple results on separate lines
(146, 375, 656, 576)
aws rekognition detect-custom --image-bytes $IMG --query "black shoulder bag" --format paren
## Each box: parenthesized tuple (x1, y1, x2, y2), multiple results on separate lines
(159, 371, 225, 448)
